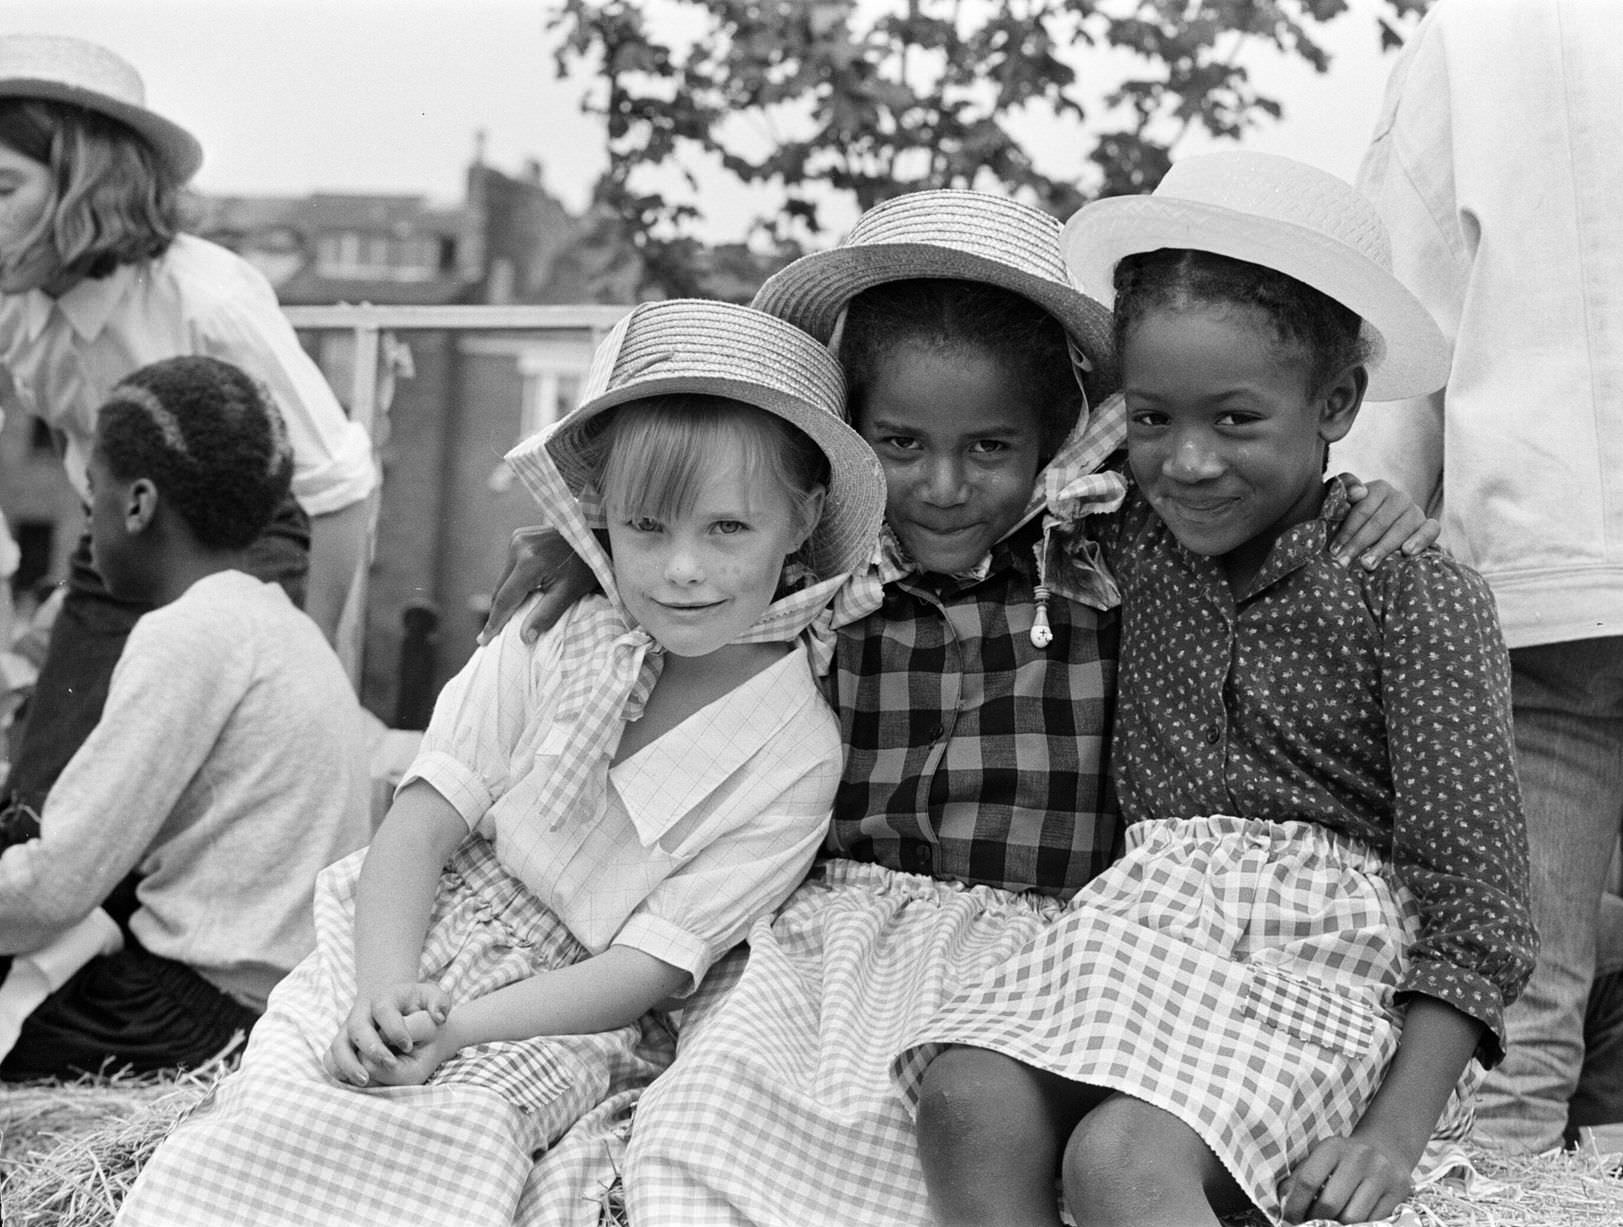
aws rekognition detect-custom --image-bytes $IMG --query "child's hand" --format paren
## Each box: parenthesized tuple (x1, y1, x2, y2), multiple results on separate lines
(477, 526, 596, 646)
(1280, 1133, 1414, 1224)
(323, 981, 450, 1088)
(1330, 476, 1439, 570)
(357, 1020, 459, 1088)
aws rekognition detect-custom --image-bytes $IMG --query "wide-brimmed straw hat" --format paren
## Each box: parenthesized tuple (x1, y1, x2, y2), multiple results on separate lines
(0, 35, 201, 181)
(753, 189, 1116, 381)
(542, 299, 886, 579)
(1062, 151, 1449, 401)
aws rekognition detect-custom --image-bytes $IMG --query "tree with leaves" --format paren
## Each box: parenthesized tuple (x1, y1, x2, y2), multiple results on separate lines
(552, 0, 1428, 298)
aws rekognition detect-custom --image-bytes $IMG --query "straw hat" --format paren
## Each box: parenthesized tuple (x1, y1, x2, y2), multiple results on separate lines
(752, 189, 1115, 380)
(543, 299, 886, 579)
(1062, 151, 1450, 401)
(0, 35, 201, 181)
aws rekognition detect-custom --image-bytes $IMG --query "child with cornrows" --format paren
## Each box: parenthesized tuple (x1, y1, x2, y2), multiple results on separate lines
(0, 356, 370, 1077)
(0, 34, 374, 823)
(117, 300, 887, 1227)
(490, 190, 1435, 1226)
(900, 153, 1536, 1227)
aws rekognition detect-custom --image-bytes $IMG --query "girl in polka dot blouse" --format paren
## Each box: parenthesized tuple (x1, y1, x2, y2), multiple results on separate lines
(899, 153, 1536, 1227)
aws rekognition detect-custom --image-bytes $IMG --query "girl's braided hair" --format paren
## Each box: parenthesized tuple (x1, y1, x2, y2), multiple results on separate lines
(97, 356, 293, 550)
(1112, 248, 1369, 394)
(0, 98, 184, 284)
(837, 278, 1085, 461)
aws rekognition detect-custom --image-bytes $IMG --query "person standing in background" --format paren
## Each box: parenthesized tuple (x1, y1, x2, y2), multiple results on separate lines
(1333, 0, 1623, 1154)
(0, 35, 375, 822)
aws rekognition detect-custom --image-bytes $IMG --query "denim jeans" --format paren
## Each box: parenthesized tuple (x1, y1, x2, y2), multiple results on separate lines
(1474, 636, 1623, 1153)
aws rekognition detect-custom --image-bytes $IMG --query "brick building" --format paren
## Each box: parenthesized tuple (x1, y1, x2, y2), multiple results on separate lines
(0, 153, 632, 724)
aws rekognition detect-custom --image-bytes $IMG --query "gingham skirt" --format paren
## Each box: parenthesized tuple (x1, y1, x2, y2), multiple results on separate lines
(117, 837, 674, 1227)
(621, 857, 1069, 1227)
(893, 816, 1477, 1224)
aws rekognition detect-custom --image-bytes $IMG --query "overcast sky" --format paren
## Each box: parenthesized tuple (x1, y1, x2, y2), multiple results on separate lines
(3, 0, 1403, 242)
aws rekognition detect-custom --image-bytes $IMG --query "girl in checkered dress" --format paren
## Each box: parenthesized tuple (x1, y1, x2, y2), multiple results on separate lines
(505, 194, 1423, 1227)
(897, 154, 1537, 1227)
(115, 300, 886, 1227)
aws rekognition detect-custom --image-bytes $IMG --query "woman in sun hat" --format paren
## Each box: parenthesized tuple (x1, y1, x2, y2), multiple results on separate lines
(895, 151, 1532, 1227)
(0, 34, 374, 831)
(117, 298, 886, 1227)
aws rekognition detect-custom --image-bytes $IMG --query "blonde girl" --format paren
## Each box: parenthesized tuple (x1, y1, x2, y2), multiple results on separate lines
(118, 299, 886, 1227)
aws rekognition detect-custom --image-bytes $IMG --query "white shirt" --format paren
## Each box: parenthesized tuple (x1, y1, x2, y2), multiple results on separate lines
(1331, 0, 1623, 648)
(404, 597, 843, 992)
(0, 233, 375, 514)
(0, 571, 373, 1009)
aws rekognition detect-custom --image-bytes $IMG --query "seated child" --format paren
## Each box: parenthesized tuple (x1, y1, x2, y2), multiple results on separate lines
(898, 152, 1537, 1227)
(0, 355, 371, 1078)
(116, 299, 888, 1227)
(483, 191, 1435, 1226)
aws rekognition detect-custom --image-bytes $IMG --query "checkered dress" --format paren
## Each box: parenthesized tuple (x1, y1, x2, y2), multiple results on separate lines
(618, 858, 1069, 1226)
(118, 839, 677, 1227)
(893, 816, 1477, 1224)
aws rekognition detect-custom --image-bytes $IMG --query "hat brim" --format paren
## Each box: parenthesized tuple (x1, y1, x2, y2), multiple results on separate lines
(753, 241, 1118, 387)
(545, 372, 886, 581)
(0, 78, 201, 181)
(1063, 196, 1450, 401)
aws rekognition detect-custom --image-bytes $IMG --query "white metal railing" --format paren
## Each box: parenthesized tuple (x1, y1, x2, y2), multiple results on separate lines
(282, 303, 632, 683)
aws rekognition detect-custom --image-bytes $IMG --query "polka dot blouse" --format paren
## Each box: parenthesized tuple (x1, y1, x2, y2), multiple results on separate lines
(1100, 481, 1536, 1062)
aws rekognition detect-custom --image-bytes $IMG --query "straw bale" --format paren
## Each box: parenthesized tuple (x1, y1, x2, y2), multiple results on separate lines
(0, 1051, 232, 1227)
(3, 1072, 1619, 1227)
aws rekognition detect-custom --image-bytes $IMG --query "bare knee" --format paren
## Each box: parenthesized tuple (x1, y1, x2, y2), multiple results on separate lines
(917, 1046, 1049, 1152)
(917, 1046, 1070, 1227)
(1063, 1097, 1230, 1227)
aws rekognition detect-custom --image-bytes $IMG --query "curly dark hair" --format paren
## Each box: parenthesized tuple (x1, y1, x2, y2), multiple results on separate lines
(96, 356, 294, 550)
(1112, 248, 1370, 394)
(837, 278, 1087, 461)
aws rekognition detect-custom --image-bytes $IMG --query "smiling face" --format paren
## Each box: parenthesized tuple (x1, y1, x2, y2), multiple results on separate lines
(605, 443, 814, 659)
(1122, 302, 1363, 587)
(855, 341, 1044, 575)
(0, 142, 58, 294)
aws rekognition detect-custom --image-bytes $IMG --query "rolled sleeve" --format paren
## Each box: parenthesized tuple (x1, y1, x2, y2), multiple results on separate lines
(192, 282, 376, 516)
(398, 751, 495, 830)
(398, 610, 566, 831)
(612, 912, 711, 989)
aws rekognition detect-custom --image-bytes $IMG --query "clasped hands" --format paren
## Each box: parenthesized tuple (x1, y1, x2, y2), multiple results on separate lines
(324, 980, 455, 1089)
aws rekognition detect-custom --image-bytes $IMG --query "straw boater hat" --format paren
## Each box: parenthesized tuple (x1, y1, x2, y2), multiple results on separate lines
(539, 298, 886, 580)
(1062, 150, 1450, 401)
(0, 35, 202, 181)
(752, 189, 1116, 383)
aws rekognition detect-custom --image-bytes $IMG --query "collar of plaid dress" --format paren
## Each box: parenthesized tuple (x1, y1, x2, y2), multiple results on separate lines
(1062, 151, 1450, 402)
(751, 188, 1117, 391)
(830, 391, 1130, 646)
(504, 301, 887, 846)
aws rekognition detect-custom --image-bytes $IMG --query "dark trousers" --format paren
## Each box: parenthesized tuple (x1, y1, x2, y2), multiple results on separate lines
(0, 941, 260, 1080)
